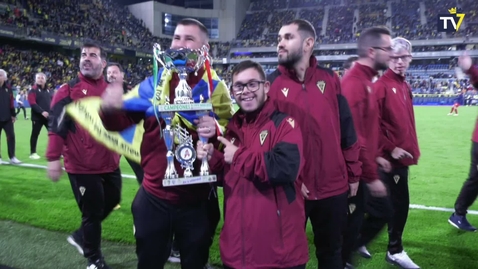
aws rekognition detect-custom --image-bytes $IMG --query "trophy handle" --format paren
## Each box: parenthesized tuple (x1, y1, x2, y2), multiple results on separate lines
(153, 43, 167, 69)
(193, 45, 209, 71)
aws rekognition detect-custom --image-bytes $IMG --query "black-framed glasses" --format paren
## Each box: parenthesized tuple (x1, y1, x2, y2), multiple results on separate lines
(231, 80, 265, 95)
(390, 55, 412, 63)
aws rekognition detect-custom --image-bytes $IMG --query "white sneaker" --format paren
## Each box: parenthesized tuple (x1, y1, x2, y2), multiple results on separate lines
(357, 245, 372, 258)
(386, 251, 420, 269)
(454, 114, 459, 116)
(448, 113, 452, 115)
(10, 157, 22, 164)
(29, 153, 41, 159)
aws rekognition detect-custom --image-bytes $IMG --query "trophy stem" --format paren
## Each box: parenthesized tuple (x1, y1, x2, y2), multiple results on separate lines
(199, 136, 210, 176)
(163, 113, 178, 179)
(165, 151, 179, 179)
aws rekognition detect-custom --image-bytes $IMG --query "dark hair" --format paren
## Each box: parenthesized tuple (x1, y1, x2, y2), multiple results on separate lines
(357, 26, 391, 58)
(177, 18, 209, 38)
(81, 43, 107, 60)
(231, 60, 266, 83)
(283, 19, 317, 41)
(343, 56, 359, 69)
(107, 62, 124, 72)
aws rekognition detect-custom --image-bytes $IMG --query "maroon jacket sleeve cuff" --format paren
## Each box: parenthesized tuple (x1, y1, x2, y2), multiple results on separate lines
(45, 133, 64, 161)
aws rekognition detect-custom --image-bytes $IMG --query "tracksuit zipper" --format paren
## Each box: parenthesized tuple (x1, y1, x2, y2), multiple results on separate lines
(273, 187, 284, 248)
(302, 83, 318, 199)
(241, 173, 246, 268)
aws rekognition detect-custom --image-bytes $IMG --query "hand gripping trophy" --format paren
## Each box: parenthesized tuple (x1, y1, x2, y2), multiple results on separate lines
(153, 43, 217, 187)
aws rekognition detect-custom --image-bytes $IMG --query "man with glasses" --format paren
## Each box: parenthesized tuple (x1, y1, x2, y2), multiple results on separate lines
(372, 37, 420, 269)
(340, 26, 392, 269)
(196, 59, 309, 269)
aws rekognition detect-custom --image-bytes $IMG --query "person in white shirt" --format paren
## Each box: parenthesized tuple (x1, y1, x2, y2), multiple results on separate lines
(15, 90, 28, 120)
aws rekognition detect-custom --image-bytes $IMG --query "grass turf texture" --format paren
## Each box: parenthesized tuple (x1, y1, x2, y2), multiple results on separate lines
(1, 106, 478, 269)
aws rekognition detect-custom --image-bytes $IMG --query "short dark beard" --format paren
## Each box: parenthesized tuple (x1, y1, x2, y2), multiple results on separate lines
(278, 49, 303, 69)
(374, 61, 388, 72)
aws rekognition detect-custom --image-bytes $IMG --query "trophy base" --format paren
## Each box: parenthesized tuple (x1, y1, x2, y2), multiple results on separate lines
(163, 175, 217, 187)
(157, 103, 212, 112)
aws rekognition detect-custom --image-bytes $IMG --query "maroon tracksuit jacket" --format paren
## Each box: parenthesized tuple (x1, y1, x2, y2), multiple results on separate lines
(465, 65, 478, 143)
(374, 69, 420, 167)
(268, 56, 362, 200)
(341, 62, 380, 182)
(46, 73, 120, 174)
(209, 99, 309, 268)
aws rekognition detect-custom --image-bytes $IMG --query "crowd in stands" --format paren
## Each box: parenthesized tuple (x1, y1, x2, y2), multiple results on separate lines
(0, 0, 231, 59)
(235, 0, 476, 48)
(0, 43, 151, 90)
(1, 0, 476, 95)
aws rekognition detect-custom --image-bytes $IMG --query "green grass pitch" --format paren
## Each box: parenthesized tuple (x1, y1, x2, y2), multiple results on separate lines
(1, 106, 478, 269)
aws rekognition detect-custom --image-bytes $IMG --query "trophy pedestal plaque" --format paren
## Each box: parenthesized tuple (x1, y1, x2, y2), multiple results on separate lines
(158, 102, 217, 187)
(163, 175, 217, 187)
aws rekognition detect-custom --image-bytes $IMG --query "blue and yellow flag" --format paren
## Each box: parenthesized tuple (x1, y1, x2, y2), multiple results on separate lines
(65, 68, 234, 164)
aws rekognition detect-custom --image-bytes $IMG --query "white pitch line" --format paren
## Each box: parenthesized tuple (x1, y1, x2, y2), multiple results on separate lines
(2, 161, 478, 215)
(0, 161, 136, 179)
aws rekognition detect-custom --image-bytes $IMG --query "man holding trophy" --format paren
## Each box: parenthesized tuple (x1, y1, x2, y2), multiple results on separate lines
(100, 18, 234, 269)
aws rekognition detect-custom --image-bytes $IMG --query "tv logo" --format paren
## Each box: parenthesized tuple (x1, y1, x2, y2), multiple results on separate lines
(437, 7, 465, 33)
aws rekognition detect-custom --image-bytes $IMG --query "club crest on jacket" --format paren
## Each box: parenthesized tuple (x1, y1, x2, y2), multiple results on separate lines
(259, 130, 268, 146)
(392, 88, 396, 94)
(393, 175, 400, 184)
(317, 81, 325, 93)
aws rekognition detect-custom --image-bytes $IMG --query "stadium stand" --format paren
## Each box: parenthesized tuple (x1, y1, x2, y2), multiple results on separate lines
(0, 0, 476, 106)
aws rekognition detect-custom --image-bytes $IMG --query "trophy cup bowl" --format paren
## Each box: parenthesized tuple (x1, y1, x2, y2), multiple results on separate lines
(152, 43, 217, 187)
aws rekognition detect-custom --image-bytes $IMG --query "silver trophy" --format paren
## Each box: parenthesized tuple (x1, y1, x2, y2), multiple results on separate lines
(153, 43, 217, 187)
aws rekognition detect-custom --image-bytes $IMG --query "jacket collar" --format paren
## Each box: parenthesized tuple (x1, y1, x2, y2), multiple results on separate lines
(230, 98, 276, 133)
(384, 68, 406, 82)
(278, 55, 317, 83)
(348, 62, 378, 81)
(79, 72, 106, 85)
(32, 84, 46, 90)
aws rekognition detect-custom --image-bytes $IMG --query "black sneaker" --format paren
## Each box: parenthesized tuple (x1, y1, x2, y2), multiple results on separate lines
(87, 257, 111, 269)
(67, 230, 84, 255)
(448, 213, 477, 232)
(168, 248, 180, 263)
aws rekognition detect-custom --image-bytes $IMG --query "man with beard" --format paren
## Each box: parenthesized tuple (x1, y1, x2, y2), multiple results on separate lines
(268, 19, 362, 269)
(197, 59, 309, 269)
(340, 26, 392, 269)
(27, 72, 51, 160)
(372, 37, 420, 269)
(99, 19, 232, 269)
(0, 69, 21, 164)
(46, 43, 122, 269)
(448, 52, 478, 232)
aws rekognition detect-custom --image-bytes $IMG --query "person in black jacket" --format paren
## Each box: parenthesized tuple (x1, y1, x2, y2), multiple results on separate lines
(27, 72, 52, 159)
(0, 69, 21, 164)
